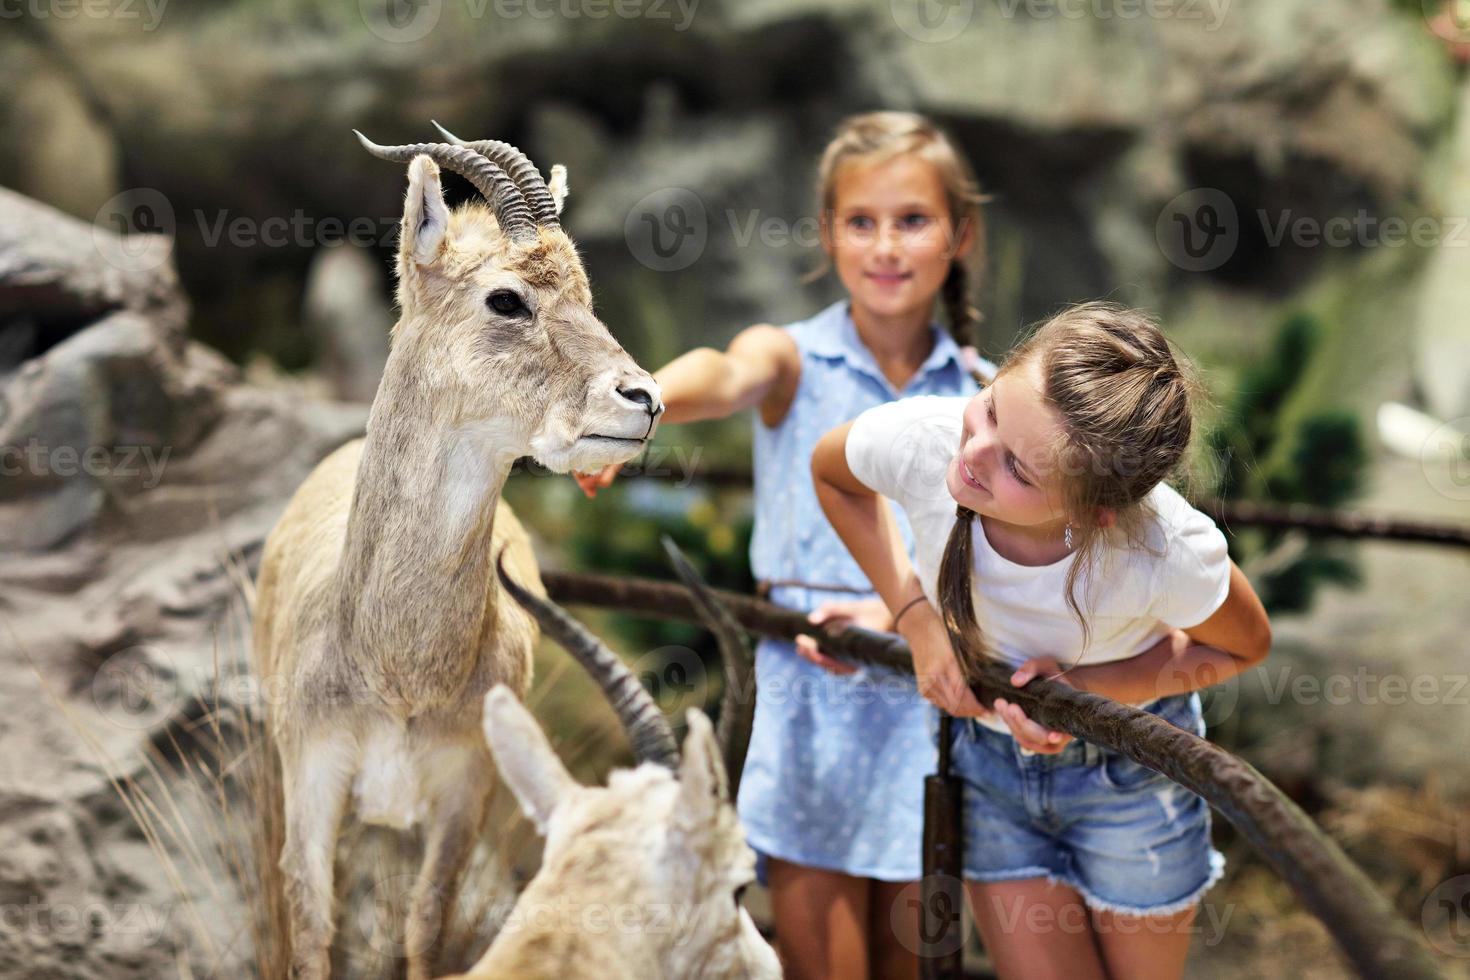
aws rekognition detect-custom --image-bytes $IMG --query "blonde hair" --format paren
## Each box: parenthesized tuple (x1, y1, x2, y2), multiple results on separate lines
(807, 110, 988, 347)
(936, 301, 1210, 681)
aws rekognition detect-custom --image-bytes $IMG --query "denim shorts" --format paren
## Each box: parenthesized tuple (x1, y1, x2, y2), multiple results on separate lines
(938, 692, 1226, 917)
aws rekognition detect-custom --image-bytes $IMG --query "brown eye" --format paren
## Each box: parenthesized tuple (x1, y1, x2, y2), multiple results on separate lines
(487, 290, 525, 316)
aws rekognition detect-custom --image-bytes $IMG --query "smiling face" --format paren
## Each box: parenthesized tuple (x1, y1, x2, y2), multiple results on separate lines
(822, 153, 973, 328)
(946, 358, 1071, 529)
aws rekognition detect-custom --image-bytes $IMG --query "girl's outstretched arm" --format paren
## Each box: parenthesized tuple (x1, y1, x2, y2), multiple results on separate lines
(575, 324, 801, 496)
(812, 423, 988, 717)
(654, 324, 802, 426)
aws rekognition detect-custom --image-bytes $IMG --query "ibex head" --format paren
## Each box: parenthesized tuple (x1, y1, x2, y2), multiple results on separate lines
(480, 686, 781, 979)
(356, 126, 662, 475)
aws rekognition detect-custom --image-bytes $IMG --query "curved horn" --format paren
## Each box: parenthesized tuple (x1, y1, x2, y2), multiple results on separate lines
(495, 550, 681, 771)
(661, 536, 755, 799)
(354, 130, 537, 242)
(431, 120, 560, 228)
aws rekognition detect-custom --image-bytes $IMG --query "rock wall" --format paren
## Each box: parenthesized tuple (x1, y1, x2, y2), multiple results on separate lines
(0, 189, 366, 977)
(0, 0, 1457, 366)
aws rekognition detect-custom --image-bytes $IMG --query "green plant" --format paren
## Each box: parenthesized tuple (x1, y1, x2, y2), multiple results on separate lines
(1206, 313, 1367, 613)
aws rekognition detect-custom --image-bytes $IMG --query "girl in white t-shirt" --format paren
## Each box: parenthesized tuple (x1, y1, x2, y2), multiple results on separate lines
(811, 301, 1272, 979)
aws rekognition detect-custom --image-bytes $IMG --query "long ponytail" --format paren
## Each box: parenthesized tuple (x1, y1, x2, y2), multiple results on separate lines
(936, 506, 989, 682)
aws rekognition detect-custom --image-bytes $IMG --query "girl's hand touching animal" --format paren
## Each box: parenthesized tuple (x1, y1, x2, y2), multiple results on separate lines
(573, 462, 624, 499)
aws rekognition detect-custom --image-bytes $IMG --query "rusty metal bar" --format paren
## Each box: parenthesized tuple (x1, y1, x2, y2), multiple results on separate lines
(541, 568, 1442, 980)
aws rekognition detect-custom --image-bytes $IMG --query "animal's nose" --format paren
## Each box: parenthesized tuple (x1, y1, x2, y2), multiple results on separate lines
(616, 383, 660, 416)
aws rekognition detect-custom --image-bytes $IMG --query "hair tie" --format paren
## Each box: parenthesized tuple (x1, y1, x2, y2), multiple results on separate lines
(891, 594, 928, 630)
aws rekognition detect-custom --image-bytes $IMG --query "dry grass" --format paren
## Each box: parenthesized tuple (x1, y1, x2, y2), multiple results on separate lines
(42, 539, 637, 979)
(1185, 779, 1470, 978)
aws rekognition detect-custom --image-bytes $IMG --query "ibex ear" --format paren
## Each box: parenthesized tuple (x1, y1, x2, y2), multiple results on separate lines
(547, 164, 568, 216)
(674, 708, 728, 831)
(400, 154, 451, 267)
(483, 686, 576, 834)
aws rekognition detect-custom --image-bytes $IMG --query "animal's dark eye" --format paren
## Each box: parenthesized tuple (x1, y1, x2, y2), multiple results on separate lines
(487, 290, 525, 316)
(734, 883, 749, 907)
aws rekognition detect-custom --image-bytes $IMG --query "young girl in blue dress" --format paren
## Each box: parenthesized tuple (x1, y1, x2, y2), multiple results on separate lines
(812, 302, 1273, 979)
(575, 111, 994, 979)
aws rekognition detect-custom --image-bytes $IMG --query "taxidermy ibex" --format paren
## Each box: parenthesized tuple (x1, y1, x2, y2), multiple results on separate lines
(251, 124, 662, 980)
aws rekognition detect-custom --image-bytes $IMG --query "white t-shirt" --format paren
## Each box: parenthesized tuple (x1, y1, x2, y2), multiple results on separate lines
(846, 395, 1232, 731)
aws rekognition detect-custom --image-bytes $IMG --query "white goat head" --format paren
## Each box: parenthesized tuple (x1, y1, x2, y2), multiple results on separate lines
(450, 685, 781, 980)
(356, 127, 662, 475)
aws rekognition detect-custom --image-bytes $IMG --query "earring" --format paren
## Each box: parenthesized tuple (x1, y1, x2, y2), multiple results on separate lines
(1064, 523, 1074, 550)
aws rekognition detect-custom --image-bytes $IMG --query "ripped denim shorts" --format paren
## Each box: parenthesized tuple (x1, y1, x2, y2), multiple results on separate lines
(935, 692, 1226, 917)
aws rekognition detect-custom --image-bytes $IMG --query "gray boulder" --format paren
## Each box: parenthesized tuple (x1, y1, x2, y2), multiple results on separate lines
(0, 186, 366, 978)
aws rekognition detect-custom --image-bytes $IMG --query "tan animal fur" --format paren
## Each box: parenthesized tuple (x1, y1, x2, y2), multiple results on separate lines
(252, 139, 661, 980)
(438, 686, 782, 980)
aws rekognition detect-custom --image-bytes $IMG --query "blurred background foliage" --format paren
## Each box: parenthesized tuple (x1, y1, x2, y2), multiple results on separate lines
(1208, 312, 1369, 612)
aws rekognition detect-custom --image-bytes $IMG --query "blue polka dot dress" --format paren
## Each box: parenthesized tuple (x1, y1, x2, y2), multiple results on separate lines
(738, 299, 988, 882)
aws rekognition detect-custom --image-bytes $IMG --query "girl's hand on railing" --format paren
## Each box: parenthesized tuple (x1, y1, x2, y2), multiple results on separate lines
(997, 656, 1074, 753)
(899, 602, 992, 718)
(793, 598, 892, 675)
